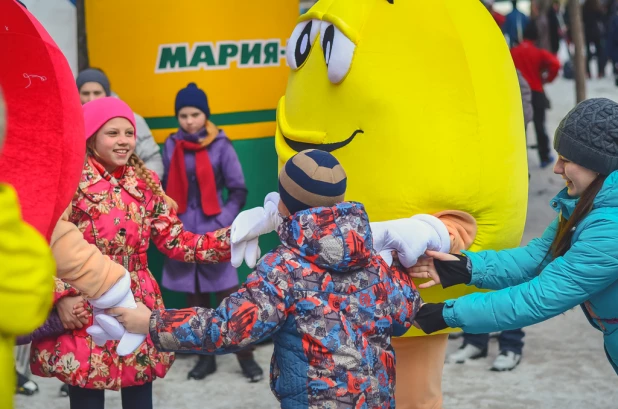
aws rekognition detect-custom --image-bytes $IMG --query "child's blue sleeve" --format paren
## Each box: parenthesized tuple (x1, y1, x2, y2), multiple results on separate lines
(388, 263, 422, 337)
(150, 257, 292, 354)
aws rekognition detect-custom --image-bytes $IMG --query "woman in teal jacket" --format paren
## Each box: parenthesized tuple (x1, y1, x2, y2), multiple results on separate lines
(413, 98, 618, 375)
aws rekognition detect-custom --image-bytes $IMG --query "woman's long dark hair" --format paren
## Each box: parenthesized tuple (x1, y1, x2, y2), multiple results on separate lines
(550, 175, 607, 258)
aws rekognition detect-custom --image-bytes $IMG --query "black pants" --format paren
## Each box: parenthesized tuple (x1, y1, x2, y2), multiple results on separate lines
(186, 286, 255, 359)
(532, 91, 551, 163)
(68, 383, 152, 409)
(464, 329, 525, 355)
(586, 39, 606, 77)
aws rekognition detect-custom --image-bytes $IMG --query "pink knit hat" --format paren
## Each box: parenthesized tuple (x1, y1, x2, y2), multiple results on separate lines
(83, 97, 136, 140)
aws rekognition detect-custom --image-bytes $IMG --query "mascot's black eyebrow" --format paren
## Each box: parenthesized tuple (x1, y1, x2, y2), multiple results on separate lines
(387, 0, 394, 3)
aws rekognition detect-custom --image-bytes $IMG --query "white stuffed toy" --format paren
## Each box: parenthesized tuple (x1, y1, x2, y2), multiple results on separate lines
(85, 271, 145, 356)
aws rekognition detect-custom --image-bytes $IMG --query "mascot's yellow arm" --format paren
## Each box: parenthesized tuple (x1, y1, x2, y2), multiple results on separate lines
(0, 184, 54, 409)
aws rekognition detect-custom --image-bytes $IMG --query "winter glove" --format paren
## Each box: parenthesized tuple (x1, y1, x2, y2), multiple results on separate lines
(85, 270, 145, 356)
(433, 254, 472, 288)
(371, 214, 451, 268)
(414, 303, 448, 334)
(230, 192, 282, 268)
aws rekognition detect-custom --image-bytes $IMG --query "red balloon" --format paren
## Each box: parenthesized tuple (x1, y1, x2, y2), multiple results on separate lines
(0, 0, 85, 241)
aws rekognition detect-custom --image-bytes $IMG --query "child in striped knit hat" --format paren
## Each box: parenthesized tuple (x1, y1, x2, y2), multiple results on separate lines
(112, 150, 448, 408)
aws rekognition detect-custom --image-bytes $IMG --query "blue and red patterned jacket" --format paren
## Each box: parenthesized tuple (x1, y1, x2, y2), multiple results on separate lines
(150, 202, 421, 409)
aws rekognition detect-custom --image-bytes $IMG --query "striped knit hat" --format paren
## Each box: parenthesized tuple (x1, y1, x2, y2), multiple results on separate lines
(278, 149, 347, 215)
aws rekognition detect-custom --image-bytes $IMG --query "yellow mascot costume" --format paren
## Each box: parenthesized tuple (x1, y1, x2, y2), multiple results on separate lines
(275, 0, 528, 407)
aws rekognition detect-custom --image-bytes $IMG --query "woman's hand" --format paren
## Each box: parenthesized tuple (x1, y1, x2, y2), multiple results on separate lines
(57, 296, 88, 329)
(106, 302, 152, 335)
(407, 250, 458, 289)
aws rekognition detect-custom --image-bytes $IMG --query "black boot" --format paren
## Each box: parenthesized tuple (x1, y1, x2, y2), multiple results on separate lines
(187, 355, 217, 380)
(15, 371, 38, 396)
(59, 383, 69, 397)
(238, 358, 264, 383)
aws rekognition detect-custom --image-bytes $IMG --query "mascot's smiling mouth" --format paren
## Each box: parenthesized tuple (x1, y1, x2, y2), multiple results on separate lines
(275, 97, 363, 157)
(284, 129, 363, 153)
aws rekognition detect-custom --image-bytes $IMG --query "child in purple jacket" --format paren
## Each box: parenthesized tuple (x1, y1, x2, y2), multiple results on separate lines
(161, 83, 262, 381)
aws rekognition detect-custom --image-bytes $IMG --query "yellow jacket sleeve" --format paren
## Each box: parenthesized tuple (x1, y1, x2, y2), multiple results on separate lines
(0, 184, 54, 335)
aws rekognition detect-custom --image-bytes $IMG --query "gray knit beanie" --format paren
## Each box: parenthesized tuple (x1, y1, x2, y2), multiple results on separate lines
(554, 98, 618, 175)
(76, 68, 111, 96)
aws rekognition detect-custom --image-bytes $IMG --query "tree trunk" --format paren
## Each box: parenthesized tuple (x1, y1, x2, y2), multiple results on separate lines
(76, 0, 89, 71)
(569, 0, 587, 102)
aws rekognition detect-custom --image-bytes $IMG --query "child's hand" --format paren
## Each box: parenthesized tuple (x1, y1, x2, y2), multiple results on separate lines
(73, 301, 90, 325)
(106, 302, 152, 335)
(407, 251, 456, 289)
(57, 296, 87, 329)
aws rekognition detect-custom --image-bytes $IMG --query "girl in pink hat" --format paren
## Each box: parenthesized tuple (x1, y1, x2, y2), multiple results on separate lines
(30, 97, 233, 409)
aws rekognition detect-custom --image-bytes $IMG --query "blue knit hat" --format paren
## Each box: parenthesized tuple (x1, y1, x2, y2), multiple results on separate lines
(278, 149, 347, 215)
(175, 83, 210, 117)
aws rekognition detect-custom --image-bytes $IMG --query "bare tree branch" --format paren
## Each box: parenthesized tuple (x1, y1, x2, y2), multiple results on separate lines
(569, 0, 587, 102)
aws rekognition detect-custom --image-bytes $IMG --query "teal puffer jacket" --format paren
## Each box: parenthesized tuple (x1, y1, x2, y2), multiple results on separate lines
(443, 171, 618, 375)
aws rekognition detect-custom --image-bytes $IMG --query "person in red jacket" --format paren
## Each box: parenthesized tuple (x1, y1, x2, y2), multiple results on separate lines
(482, 0, 506, 28)
(511, 22, 561, 168)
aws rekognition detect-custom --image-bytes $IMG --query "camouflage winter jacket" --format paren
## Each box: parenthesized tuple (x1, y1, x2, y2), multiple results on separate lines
(150, 202, 421, 409)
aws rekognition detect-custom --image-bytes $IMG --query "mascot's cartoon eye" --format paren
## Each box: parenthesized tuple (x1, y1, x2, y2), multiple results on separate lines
(286, 19, 320, 70)
(319, 22, 356, 84)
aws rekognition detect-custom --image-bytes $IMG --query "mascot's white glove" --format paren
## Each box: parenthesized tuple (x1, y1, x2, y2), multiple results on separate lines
(230, 192, 282, 268)
(371, 214, 451, 268)
(85, 270, 146, 356)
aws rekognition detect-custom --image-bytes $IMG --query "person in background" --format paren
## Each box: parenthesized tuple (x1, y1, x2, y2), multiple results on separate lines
(161, 83, 263, 382)
(533, 0, 553, 53)
(607, 0, 618, 85)
(548, 0, 564, 55)
(503, 0, 530, 48)
(518, 70, 535, 130)
(483, 0, 506, 28)
(511, 22, 561, 168)
(583, 0, 607, 78)
(76, 68, 164, 178)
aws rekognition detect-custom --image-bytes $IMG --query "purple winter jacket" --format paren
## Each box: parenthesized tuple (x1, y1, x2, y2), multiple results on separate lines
(161, 127, 247, 294)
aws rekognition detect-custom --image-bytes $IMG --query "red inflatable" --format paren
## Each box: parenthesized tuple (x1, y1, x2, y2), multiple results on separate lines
(0, 0, 84, 241)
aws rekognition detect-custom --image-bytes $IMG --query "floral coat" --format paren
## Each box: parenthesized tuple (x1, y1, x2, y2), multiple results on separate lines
(30, 157, 231, 390)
